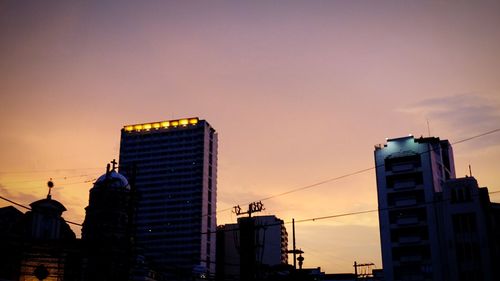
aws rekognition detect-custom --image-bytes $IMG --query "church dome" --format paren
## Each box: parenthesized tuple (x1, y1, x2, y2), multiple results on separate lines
(93, 170, 130, 191)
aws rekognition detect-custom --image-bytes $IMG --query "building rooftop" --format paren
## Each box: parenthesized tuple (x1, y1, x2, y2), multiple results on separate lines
(94, 170, 130, 191)
(122, 117, 200, 133)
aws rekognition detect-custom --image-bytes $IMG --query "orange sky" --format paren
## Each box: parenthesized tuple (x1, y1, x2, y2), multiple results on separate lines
(1, 0, 500, 273)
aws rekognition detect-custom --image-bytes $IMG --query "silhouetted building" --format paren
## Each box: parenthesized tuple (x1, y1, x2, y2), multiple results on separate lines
(119, 117, 218, 280)
(217, 215, 288, 281)
(216, 224, 240, 281)
(82, 164, 133, 281)
(0, 206, 25, 280)
(375, 136, 499, 281)
(0, 193, 80, 280)
(439, 176, 496, 280)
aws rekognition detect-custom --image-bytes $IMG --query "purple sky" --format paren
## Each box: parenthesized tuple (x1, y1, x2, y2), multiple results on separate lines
(1, 0, 500, 273)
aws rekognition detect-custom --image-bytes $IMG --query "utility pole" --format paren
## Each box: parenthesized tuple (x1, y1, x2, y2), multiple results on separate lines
(286, 218, 304, 272)
(233, 202, 265, 281)
(233, 201, 264, 217)
(354, 262, 375, 279)
(354, 261, 357, 280)
(293, 218, 296, 269)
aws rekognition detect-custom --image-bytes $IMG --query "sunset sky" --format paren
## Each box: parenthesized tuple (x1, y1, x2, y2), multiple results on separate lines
(1, 0, 500, 273)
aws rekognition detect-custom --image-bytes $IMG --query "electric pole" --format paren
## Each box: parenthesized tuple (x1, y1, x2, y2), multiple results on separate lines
(233, 201, 265, 281)
(354, 261, 375, 279)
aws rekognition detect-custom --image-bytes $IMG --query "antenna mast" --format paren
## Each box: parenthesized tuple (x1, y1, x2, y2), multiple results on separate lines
(426, 119, 431, 137)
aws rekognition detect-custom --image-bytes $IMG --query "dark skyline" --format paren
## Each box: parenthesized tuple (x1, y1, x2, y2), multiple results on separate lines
(1, 1, 500, 273)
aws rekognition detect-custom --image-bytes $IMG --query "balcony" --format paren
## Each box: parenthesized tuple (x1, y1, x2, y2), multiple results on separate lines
(394, 182, 417, 191)
(400, 255, 422, 262)
(399, 236, 421, 244)
(396, 216, 419, 226)
(395, 198, 417, 207)
(392, 163, 416, 173)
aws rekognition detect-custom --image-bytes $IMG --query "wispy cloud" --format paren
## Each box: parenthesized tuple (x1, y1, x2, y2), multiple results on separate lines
(401, 93, 500, 148)
(0, 183, 38, 210)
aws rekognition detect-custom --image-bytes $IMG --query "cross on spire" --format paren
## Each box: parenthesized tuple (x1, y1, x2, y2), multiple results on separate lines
(111, 159, 118, 171)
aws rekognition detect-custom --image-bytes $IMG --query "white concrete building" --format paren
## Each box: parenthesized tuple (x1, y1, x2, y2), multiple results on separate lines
(375, 136, 455, 281)
(375, 136, 500, 281)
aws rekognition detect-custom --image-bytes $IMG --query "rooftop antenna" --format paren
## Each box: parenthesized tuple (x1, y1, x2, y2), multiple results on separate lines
(426, 119, 431, 137)
(469, 164, 473, 177)
(47, 179, 54, 199)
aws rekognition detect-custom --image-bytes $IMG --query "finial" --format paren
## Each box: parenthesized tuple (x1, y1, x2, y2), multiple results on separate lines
(47, 179, 54, 199)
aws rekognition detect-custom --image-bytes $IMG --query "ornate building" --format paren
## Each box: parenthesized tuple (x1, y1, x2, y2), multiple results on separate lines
(82, 162, 133, 281)
(0, 183, 79, 281)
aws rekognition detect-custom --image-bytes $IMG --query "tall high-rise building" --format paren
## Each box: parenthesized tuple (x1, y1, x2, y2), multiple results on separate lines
(119, 117, 217, 279)
(374, 136, 455, 281)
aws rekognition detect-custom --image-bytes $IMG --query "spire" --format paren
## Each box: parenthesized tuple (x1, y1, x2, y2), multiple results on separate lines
(47, 179, 54, 199)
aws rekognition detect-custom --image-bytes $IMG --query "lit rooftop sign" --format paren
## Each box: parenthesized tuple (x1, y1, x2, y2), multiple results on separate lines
(123, 117, 199, 132)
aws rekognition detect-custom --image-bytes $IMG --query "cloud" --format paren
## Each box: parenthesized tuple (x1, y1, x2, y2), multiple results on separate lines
(0, 183, 38, 210)
(400, 93, 500, 148)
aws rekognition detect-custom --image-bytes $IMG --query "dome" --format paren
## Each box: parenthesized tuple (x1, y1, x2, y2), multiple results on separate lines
(93, 170, 130, 191)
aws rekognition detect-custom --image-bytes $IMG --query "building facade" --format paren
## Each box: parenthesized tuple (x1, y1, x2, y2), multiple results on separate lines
(374, 136, 455, 281)
(216, 215, 288, 281)
(375, 136, 500, 281)
(440, 176, 496, 281)
(119, 117, 217, 279)
(0, 194, 80, 281)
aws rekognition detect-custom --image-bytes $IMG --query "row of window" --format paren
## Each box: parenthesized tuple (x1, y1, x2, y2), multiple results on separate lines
(121, 130, 205, 143)
(121, 151, 203, 162)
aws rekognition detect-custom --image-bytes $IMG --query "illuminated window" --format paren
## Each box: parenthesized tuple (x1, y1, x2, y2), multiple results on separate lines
(171, 121, 179, 126)
(134, 124, 143, 131)
(125, 126, 134, 132)
(189, 118, 198, 125)
(152, 123, 161, 129)
(161, 121, 170, 128)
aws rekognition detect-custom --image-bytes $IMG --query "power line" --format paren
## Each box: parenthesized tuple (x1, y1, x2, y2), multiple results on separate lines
(0, 173, 101, 185)
(0, 167, 103, 175)
(205, 189, 500, 235)
(218, 128, 500, 215)
(0, 177, 99, 192)
(0, 195, 31, 210)
(2, 128, 499, 230)
(452, 128, 500, 145)
(288, 190, 500, 225)
(0, 195, 83, 226)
